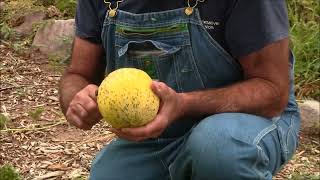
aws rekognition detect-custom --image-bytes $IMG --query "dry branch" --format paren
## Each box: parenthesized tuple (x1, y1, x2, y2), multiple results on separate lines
(0, 120, 66, 133)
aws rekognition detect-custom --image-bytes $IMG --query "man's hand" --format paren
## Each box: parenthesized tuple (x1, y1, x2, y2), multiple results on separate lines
(59, 37, 104, 130)
(109, 81, 185, 141)
(66, 84, 102, 130)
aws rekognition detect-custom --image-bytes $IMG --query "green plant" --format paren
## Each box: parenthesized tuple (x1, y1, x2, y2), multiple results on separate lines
(0, 22, 13, 40)
(0, 164, 21, 180)
(291, 172, 320, 180)
(287, 0, 320, 100)
(55, 0, 77, 18)
(72, 176, 87, 180)
(35, 0, 55, 7)
(3, 0, 45, 27)
(0, 113, 10, 130)
(28, 107, 45, 121)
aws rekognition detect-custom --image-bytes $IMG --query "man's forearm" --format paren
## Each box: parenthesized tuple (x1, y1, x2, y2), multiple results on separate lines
(59, 37, 104, 115)
(182, 78, 288, 119)
(59, 73, 91, 114)
(182, 39, 290, 119)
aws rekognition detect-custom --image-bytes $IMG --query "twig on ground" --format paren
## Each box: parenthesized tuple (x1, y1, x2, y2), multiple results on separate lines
(8, 52, 18, 62)
(0, 86, 16, 92)
(0, 39, 10, 46)
(0, 97, 8, 101)
(0, 120, 66, 133)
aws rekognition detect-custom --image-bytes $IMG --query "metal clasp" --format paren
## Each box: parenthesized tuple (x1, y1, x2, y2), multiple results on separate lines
(104, 0, 123, 17)
(185, 0, 205, 16)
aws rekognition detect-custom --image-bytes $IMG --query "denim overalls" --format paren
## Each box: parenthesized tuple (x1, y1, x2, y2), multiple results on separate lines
(90, 5, 300, 180)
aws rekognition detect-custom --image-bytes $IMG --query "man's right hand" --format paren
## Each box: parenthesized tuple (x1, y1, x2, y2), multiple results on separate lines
(66, 84, 102, 130)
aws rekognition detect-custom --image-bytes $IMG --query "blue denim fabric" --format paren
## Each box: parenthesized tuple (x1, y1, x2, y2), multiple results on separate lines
(91, 8, 300, 180)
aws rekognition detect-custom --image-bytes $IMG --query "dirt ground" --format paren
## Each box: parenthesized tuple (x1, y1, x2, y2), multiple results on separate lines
(0, 43, 319, 179)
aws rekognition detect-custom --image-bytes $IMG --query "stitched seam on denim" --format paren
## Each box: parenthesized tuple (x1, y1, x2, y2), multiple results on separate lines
(109, 10, 201, 26)
(168, 164, 174, 180)
(253, 124, 277, 145)
(154, 60, 161, 81)
(195, 19, 233, 59)
(285, 113, 295, 158)
(252, 145, 268, 180)
(277, 126, 288, 156)
(191, 129, 212, 179)
(174, 53, 183, 92)
(114, 42, 190, 49)
(272, 116, 281, 123)
(116, 8, 187, 17)
(153, 139, 170, 175)
(105, 19, 202, 28)
(114, 31, 190, 38)
(285, 128, 293, 159)
(114, 33, 191, 47)
(114, 33, 191, 42)
(115, 28, 189, 38)
(186, 46, 205, 89)
(154, 60, 164, 81)
(197, 24, 241, 73)
(114, 36, 191, 48)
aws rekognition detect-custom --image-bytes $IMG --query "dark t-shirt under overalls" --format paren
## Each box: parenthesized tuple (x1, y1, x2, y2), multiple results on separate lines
(75, 0, 289, 58)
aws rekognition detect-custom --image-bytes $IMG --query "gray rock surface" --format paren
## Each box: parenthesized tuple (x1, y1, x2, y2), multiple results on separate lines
(299, 100, 320, 135)
(0, 2, 5, 11)
(32, 19, 75, 60)
(14, 11, 46, 36)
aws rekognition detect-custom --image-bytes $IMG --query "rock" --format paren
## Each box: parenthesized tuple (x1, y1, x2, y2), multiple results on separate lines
(299, 100, 320, 135)
(32, 19, 75, 60)
(14, 11, 46, 36)
(0, 2, 5, 11)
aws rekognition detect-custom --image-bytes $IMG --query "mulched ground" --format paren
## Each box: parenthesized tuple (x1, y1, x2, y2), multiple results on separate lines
(0, 42, 319, 179)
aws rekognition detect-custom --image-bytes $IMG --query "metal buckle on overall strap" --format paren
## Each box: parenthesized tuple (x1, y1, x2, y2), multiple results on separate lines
(103, 0, 205, 17)
(104, 0, 123, 17)
(185, 0, 205, 16)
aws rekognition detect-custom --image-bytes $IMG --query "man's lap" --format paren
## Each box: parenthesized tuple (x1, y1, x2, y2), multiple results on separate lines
(90, 112, 300, 180)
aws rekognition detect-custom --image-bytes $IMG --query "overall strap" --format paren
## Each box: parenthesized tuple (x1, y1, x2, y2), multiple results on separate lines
(103, 0, 206, 17)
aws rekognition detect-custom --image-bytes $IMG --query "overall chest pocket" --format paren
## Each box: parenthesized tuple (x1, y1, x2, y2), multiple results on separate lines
(114, 31, 205, 92)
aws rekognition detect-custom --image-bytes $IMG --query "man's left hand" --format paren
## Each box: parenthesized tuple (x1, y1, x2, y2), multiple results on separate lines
(108, 81, 185, 141)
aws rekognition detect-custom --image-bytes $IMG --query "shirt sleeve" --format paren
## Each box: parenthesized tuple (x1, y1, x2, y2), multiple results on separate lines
(75, 0, 102, 43)
(225, 0, 289, 58)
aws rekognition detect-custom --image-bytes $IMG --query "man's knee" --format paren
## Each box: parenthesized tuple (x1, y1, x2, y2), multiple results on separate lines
(187, 113, 246, 165)
(185, 113, 275, 179)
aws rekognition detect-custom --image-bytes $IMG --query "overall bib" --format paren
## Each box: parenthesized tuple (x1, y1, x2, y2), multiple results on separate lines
(90, 3, 300, 180)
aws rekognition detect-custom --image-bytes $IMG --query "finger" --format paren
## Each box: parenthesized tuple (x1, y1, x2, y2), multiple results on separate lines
(107, 128, 146, 142)
(74, 95, 101, 125)
(82, 99, 99, 115)
(66, 108, 92, 130)
(72, 103, 89, 119)
(87, 85, 98, 102)
(151, 81, 170, 101)
(73, 103, 100, 127)
(121, 115, 166, 138)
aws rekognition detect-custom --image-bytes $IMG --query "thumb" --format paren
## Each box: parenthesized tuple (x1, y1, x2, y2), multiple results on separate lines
(87, 85, 99, 102)
(151, 81, 169, 101)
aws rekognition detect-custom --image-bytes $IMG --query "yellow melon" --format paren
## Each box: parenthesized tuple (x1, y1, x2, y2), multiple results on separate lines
(97, 68, 160, 128)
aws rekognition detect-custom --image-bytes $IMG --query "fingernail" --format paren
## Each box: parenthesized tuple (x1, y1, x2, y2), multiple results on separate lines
(95, 89, 98, 96)
(156, 84, 162, 92)
(121, 128, 128, 133)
